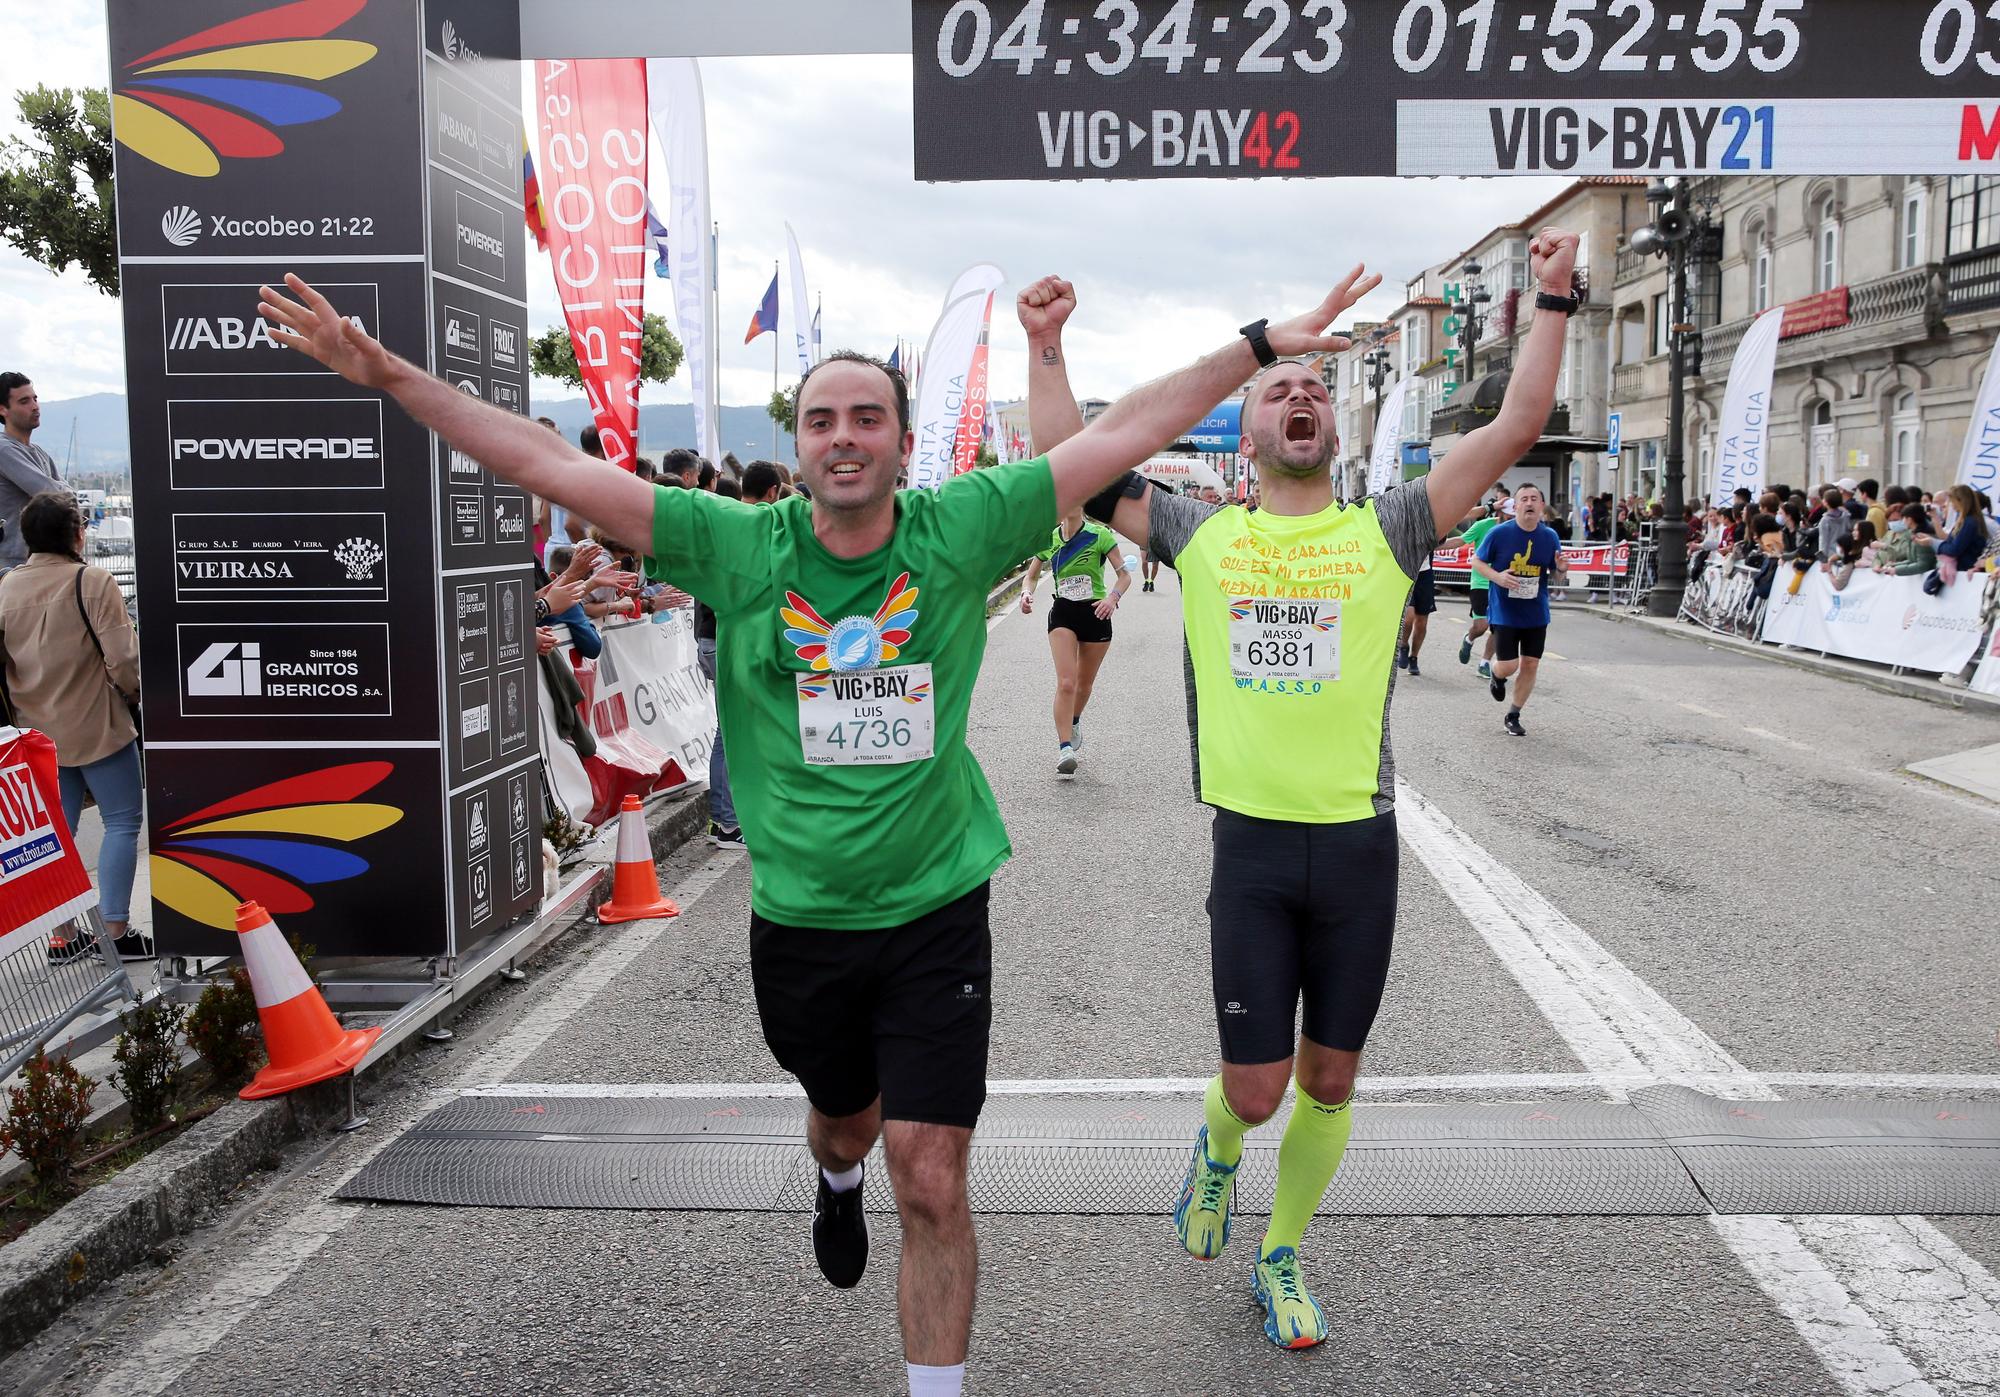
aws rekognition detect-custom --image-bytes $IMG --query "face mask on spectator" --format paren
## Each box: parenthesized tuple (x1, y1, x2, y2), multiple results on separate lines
(1890, 520, 1910, 533)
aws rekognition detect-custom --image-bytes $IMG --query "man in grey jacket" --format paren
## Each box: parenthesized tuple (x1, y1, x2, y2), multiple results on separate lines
(0, 373, 63, 572)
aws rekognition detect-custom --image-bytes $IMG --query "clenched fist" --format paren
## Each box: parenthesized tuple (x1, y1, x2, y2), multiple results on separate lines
(1530, 228, 1583, 298)
(1017, 276, 1077, 341)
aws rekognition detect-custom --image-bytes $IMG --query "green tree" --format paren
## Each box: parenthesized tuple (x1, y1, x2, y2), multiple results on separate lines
(531, 314, 683, 388)
(0, 87, 117, 296)
(768, 380, 799, 435)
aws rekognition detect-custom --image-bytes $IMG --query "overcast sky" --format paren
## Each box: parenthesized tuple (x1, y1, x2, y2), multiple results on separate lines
(1, 11, 1572, 410)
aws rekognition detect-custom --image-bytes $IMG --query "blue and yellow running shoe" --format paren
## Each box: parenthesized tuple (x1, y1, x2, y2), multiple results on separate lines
(1174, 1125, 1238, 1260)
(1252, 1246, 1328, 1349)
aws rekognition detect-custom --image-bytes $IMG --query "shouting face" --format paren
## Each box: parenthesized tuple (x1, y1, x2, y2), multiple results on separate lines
(795, 359, 912, 517)
(1242, 363, 1337, 480)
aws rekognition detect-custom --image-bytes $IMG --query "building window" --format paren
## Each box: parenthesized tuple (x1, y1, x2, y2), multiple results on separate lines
(1619, 310, 1646, 365)
(1809, 399, 1837, 482)
(1650, 292, 1670, 358)
(1698, 436, 1714, 501)
(1890, 390, 1921, 488)
(1403, 316, 1426, 372)
(1901, 184, 1928, 270)
(1814, 196, 1841, 293)
(1947, 175, 2000, 256)
(1754, 244, 1773, 313)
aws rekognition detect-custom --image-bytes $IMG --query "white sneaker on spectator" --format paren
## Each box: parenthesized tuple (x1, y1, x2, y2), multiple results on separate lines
(1940, 673, 1970, 688)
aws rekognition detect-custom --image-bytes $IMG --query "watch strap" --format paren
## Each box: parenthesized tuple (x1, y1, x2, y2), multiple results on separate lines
(1535, 290, 1581, 316)
(1240, 318, 1277, 367)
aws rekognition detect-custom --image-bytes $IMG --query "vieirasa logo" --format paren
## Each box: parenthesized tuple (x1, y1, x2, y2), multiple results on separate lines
(113, 0, 379, 180)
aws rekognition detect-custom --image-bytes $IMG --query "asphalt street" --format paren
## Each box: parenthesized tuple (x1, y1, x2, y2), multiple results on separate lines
(7, 566, 1999, 1397)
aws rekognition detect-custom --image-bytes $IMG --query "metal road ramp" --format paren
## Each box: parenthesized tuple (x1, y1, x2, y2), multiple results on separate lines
(336, 1089, 2000, 1217)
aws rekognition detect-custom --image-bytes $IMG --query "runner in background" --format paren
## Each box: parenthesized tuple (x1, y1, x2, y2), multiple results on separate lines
(1020, 509, 1131, 774)
(1456, 497, 1508, 679)
(1471, 483, 1568, 737)
(1395, 544, 1437, 678)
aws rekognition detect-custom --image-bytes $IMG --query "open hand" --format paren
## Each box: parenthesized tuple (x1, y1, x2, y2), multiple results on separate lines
(1017, 276, 1076, 340)
(258, 274, 397, 387)
(1093, 596, 1118, 620)
(540, 577, 585, 612)
(1530, 228, 1582, 296)
(1265, 264, 1383, 359)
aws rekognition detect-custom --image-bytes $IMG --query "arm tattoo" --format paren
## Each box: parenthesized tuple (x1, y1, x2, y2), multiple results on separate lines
(1040, 346, 1059, 366)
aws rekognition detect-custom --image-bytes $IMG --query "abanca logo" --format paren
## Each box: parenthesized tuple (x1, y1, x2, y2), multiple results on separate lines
(114, 0, 378, 179)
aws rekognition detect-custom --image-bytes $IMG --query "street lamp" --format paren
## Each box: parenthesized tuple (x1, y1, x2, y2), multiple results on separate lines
(1452, 257, 1495, 383)
(1628, 177, 1719, 617)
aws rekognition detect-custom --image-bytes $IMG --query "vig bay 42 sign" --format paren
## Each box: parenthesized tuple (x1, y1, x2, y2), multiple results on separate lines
(911, 0, 2000, 180)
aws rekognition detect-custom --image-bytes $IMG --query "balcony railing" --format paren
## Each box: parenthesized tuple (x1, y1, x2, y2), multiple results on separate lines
(1946, 247, 2000, 315)
(1701, 265, 1943, 376)
(1615, 247, 1652, 289)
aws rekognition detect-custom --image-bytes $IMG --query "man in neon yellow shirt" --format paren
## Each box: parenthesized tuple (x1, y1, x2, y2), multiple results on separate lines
(258, 266, 1378, 1397)
(1024, 230, 1583, 1350)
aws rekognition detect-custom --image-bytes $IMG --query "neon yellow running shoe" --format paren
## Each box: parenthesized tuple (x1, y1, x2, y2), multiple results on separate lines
(1252, 1246, 1328, 1350)
(1174, 1125, 1237, 1260)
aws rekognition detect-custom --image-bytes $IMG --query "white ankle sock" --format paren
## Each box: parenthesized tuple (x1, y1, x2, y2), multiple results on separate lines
(821, 1162, 863, 1193)
(907, 1362, 964, 1397)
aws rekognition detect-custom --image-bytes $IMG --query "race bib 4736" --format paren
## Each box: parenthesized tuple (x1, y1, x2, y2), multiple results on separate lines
(797, 663, 936, 766)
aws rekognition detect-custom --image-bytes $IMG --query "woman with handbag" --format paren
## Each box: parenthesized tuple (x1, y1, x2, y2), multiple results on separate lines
(0, 492, 148, 960)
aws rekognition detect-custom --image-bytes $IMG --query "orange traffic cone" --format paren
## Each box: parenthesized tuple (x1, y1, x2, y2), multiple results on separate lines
(596, 795, 680, 924)
(234, 901, 381, 1101)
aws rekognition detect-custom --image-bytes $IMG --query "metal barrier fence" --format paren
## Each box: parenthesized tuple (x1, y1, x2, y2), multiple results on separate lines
(0, 912, 134, 1080)
(1678, 552, 1769, 639)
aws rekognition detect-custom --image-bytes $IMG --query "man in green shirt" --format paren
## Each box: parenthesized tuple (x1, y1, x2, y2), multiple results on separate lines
(1021, 230, 1581, 1351)
(258, 267, 1378, 1397)
(1457, 500, 1505, 677)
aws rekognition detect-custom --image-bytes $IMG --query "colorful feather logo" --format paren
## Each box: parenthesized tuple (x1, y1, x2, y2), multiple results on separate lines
(114, 0, 378, 179)
(1228, 599, 1255, 622)
(150, 761, 404, 930)
(901, 681, 932, 705)
(784, 573, 922, 672)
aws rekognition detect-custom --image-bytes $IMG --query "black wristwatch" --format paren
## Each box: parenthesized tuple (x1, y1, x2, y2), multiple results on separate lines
(534, 595, 551, 623)
(1534, 288, 1582, 316)
(1240, 318, 1277, 367)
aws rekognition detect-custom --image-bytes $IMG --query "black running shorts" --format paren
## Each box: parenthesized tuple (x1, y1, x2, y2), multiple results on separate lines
(750, 882, 992, 1130)
(1048, 596, 1113, 644)
(1468, 587, 1490, 618)
(1207, 809, 1399, 1064)
(1492, 624, 1549, 661)
(1409, 569, 1437, 615)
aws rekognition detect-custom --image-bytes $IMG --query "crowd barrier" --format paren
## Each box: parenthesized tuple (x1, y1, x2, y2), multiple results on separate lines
(1759, 565, 1988, 675)
(1431, 541, 1632, 586)
(0, 727, 136, 1078)
(536, 609, 717, 831)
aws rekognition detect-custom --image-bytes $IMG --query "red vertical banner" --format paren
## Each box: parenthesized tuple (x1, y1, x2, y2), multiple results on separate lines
(534, 59, 648, 471)
(950, 293, 994, 475)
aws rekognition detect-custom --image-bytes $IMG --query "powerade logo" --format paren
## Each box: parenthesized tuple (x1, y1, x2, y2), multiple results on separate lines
(113, 0, 378, 179)
(163, 282, 378, 375)
(167, 399, 386, 491)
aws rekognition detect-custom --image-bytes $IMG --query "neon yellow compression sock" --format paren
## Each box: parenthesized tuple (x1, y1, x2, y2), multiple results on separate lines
(1261, 1082, 1353, 1257)
(1202, 1074, 1253, 1166)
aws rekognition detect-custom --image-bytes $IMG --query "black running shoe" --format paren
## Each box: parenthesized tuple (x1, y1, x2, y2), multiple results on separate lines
(1395, 645, 1409, 670)
(812, 1165, 868, 1288)
(1504, 712, 1526, 737)
(709, 824, 746, 850)
(46, 931, 95, 965)
(1407, 656, 1421, 678)
(112, 929, 155, 961)
(1489, 674, 1508, 702)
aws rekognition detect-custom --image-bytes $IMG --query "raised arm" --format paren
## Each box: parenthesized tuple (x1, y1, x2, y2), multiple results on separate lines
(1421, 230, 1582, 529)
(1044, 267, 1381, 522)
(258, 275, 656, 552)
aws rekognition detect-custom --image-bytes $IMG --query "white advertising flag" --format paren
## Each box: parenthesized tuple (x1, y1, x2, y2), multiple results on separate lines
(1710, 306, 1784, 509)
(1368, 378, 1410, 495)
(785, 223, 814, 376)
(1954, 334, 2000, 491)
(646, 59, 720, 463)
(910, 263, 1005, 491)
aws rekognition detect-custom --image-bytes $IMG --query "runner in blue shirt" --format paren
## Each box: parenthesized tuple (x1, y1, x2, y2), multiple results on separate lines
(1471, 483, 1568, 736)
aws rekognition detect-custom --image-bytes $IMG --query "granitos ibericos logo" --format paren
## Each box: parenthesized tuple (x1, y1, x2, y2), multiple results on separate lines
(113, 0, 378, 179)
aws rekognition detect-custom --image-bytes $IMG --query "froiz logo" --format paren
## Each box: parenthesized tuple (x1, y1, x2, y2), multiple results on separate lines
(161, 205, 201, 246)
(187, 641, 261, 696)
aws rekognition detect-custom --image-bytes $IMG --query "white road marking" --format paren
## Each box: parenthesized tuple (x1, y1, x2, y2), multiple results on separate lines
(1396, 781, 2000, 1397)
(455, 1072, 2000, 1100)
(1746, 725, 1815, 752)
(85, 852, 746, 1397)
(1679, 701, 1729, 719)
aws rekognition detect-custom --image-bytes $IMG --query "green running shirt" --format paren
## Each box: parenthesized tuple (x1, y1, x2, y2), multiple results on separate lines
(1149, 485, 1436, 823)
(1460, 515, 1501, 591)
(1036, 519, 1120, 601)
(647, 460, 1056, 928)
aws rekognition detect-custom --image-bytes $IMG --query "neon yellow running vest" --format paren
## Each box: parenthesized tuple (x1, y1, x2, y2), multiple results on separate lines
(1175, 500, 1413, 823)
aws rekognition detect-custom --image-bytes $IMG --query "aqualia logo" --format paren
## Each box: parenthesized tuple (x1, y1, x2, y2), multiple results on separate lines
(114, 0, 378, 179)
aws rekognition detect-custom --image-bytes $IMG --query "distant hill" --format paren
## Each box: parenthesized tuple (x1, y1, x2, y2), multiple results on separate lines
(36, 392, 794, 479)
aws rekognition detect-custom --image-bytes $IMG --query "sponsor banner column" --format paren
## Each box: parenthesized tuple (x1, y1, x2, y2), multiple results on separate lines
(109, 0, 446, 959)
(425, 1, 541, 947)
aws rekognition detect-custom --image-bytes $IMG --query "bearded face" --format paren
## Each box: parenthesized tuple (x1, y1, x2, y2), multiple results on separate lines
(1243, 364, 1336, 480)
